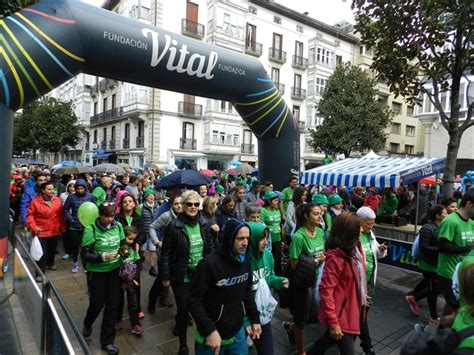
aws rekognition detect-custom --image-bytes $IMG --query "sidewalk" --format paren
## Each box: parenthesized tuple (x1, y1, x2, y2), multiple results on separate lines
(5, 242, 429, 354)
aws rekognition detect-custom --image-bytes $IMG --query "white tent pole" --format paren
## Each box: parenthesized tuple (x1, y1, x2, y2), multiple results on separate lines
(414, 181, 420, 232)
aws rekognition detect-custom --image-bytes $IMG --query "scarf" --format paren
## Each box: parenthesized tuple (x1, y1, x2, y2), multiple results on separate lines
(330, 207, 342, 216)
(353, 247, 367, 307)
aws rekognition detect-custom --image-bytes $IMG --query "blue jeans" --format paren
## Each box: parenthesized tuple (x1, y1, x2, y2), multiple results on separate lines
(195, 326, 248, 355)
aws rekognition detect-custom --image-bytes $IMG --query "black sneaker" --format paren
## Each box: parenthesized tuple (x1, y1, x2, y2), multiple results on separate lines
(178, 346, 189, 355)
(187, 315, 193, 326)
(149, 267, 158, 277)
(364, 349, 376, 355)
(282, 321, 296, 348)
(101, 343, 119, 354)
(82, 325, 92, 339)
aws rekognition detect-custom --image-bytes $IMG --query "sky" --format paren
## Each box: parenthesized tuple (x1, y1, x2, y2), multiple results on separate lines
(80, 0, 355, 26)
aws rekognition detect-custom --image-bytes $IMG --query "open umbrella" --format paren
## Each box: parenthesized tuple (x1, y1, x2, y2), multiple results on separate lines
(118, 163, 135, 173)
(30, 161, 47, 166)
(55, 165, 90, 175)
(199, 169, 215, 177)
(12, 157, 30, 164)
(227, 168, 236, 175)
(230, 161, 242, 167)
(91, 163, 126, 175)
(233, 164, 256, 175)
(419, 175, 436, 185)
(157, 170, 212, 189)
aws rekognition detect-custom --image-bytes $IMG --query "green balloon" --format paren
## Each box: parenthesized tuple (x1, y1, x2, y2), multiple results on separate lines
(78, 202, 99, 227)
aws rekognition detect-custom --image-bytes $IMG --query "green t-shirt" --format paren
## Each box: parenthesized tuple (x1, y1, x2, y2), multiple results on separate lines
(122, 245, 141, 264)
(260, 207, 282, 243)
(437, 212, 474, 279)
(360, 232, 375, 284)
(82, 222, 125, 272)
(290, 227, 325, 277)
(281, 187, 294, 212)
(184, 223, 203, 283)
(452, 305, 474, 349)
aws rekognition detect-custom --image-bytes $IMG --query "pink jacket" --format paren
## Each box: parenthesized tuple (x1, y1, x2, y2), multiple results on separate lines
(318, 247, 365, 335)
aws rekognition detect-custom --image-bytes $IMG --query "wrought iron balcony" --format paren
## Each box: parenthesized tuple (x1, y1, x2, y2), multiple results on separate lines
(136, 136, 145, 148)
(85, 142, 90, 151)
(181, 19, 205, 39)
(292, 55, 309, 69)
(109, 140, 116, 150)
(268, 47, 287, 63)
(99, 78, 118, 92)
(89, 107, 124, 126)
(180, 138, 197, 150)
(123, 138, 130, 149)
(291, 87, 307, 100)
(241, 143, 254, 154)
(178, 102, 203, 117)
(89, 84, 99, 96)
(100, 141, 107, 149)
(276, 83, 285, 94)
(245, 41, 262, 57)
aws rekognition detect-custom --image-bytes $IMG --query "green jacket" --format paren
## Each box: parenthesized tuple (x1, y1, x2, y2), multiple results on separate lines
(377, 193, 398, 216)
(92, 186, 106, 207)
(244, 222, 286, 326)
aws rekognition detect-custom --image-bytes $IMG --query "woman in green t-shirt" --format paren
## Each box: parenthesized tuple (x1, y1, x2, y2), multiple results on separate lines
(453, 262, 474, 350)
(261, 190, 286, 276)
(283, 203, 325, 355)
(81, 203, 125, 355)
(160, 190, 215, 355)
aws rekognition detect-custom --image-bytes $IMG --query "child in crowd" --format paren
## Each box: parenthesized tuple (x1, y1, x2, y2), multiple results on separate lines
(245, 203, 271, 252)
(116, 226, 143, 335)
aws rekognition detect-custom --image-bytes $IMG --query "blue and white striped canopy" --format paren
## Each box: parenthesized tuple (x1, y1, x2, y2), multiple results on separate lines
(300, 157, 446, 188)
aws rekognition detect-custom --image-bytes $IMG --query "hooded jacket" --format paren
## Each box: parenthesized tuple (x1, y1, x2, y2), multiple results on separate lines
(63, 179, 97, 230)
(20, 183, 39, 225)
(27, 194, 66, 237)
(318, 247, 365, 335)
(189, 218, 260, 340)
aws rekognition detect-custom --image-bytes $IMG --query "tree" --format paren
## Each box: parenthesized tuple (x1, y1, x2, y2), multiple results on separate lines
(308, 63, 393, 157)
(353, 0, 473, 196)
(13, 97, 80, 159)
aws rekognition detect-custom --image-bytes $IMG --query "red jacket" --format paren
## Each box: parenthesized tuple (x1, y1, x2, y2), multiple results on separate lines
(318, 247, 365, 335)
(364, 195, 381, 213)
(27, 195, 66, 238)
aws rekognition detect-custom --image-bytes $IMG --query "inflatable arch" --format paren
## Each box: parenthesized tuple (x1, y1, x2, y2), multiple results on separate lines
(0, 0, 300, 236)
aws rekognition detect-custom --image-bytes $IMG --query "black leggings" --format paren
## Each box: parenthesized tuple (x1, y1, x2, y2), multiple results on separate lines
(272, 241, 282, 276)
(308, 328, 356, 355)
(37, 236, 58, 273)
(171, 282, 191, 347)
(69, 229, 84, 263)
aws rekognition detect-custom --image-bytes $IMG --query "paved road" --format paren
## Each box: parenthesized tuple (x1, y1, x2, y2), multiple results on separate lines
(4, 243, 433, 354)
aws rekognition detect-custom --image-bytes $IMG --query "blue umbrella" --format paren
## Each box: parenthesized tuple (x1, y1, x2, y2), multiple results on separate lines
(12, 157, 30, 164)
(230, 161, 242, 167)
(30, 161, 47, 165)
(59, 160, 81, 167)
(157, 170, 212, 189)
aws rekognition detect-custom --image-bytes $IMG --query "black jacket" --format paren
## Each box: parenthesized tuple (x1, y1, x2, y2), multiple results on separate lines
(160, 214, 214, 285)
(189, 218, 260, 339)
(418, 222, 439, 266)
(114, 211, 146, 246)
(200, 211, 219, 245)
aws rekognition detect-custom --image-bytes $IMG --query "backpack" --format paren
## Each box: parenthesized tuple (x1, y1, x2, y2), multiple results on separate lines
(411, 224, 435, 260)
(401, 324, 474, 355)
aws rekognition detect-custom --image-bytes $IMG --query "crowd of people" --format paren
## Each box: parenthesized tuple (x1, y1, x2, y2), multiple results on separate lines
(8, 164, 474, 355)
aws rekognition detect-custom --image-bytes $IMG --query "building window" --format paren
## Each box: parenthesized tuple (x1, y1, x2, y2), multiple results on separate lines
(111, 94, 116, 110)
(220, 100, 226, 112)
(212, 130, 218, 144)
(404, 144, 414, 155)
(219, 132, 225, 144)
(295, 41, 304, 58)
(227, 101, 233, 113)
(271, 67, 280, 84)
(391, 123, 401, 134)
(407, 106, 414, 116)
(249, 6, 257, 15)
(111, 126, 115, 141)
(296, 25, 303, 33)
(102, 127, 107, 141)
(308, 47, 315, 65)
(182, 122, 194, 139)
(103, 97, 107, 112)
(124, 123, 130, 139)
(392, 102, 402, 114)
(458, 83, 465, 108)
(335, 55, 342, 66)
(308, 79, 314, 95)
(378, 95, 388, 106)
(274, 16, 281, 24)
(317, 47, 334, 67)
(246, 23, 257, 49)
(233, 134, 239, 146)
(93, 102, 98, 115)
(406, 125, 415, 137)
(294, 74, 302, 89)
(93, 129, 97, 144)
(292, 105, 300, 121)
(424, 95, 432, 113)
(273, 33, 282, 51)
(389, 142, 400, 153)
(315, 77, 326, 95)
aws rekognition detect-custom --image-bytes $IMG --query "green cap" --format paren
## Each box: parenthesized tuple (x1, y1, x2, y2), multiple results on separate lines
(264, 190, 278, 201)
(143, 188, 154, 199)
(327, 194, 343, 206)
(312, 194, 329, 205)
(216, 185, 225, 193)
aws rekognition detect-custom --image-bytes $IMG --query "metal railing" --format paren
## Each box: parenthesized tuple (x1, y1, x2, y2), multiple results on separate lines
(123, 138, 130, 149)
(276, 83, 285, 94)
(89, 107, 124, 126)
(181, 19, 205, 39)
(136, 136, 145, 148)
(178, 101, 203, 117)
(268, 47, 287, 63)
(245, 41, 262, 56)
(109, 140, 116, 150)
(241, 143, 254, 154)
(180, 138, 196, 150)
(100, 141, 106, 149)
(291, 87, 307, 100)
(10, 230, 91, 354)
(292, 55, 309, 69)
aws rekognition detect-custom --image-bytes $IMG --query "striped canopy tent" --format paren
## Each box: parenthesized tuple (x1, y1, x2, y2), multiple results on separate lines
(300, 157, 446, 188)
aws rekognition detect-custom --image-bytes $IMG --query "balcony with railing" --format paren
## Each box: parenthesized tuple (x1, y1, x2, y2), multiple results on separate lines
(241, 143, 254, 154)
(109, 140, 116, 150)
(99, 78, 118, 92)
(245, 41, 263, 57)
(291, 87, 307, 100)
(180, 138, 197, 150)
(136, 136, 145, 148)
(268, 47, 287, 63)
(298, 121, 306, 132)
(89, 84, 99, 96)
(89, 107, 124, 126)
(292, 55, 309, 69)
(100, 141, 107, 150)
(123, 138, 130, 149)
(85, 142, 90, 151)
(181, 19, 205, 39)
(178, 102, 203, 117)
(276, 83, 285, 94)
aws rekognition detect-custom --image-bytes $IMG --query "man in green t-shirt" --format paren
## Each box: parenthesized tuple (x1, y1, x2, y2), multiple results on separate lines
(280, 176, 298, 219)
(437, 189, 474, 311)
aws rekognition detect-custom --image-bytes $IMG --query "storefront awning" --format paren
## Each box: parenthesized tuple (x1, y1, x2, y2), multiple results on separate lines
(92, 150, 115, 159)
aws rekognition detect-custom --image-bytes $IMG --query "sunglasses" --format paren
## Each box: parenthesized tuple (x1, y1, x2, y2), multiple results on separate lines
(185, 202, 200, 208)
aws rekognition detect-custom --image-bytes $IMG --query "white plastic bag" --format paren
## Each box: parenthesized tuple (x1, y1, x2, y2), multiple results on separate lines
(30, 236, 43, 261)
(255, 278, 278, 325)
